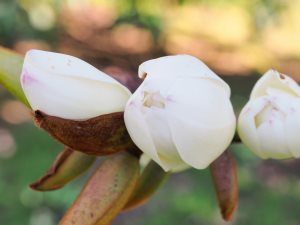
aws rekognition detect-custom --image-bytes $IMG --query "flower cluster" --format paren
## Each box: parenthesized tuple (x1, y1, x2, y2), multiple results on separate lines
(21, 50, 300, 172)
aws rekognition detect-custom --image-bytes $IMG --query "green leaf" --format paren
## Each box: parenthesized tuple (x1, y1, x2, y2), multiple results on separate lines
(210, 150, 238, 221)
(123, 160, 169, 210)
(0, 46, 29, 106)
(59, 152, 140, 225)
(30, 147, 96, 191)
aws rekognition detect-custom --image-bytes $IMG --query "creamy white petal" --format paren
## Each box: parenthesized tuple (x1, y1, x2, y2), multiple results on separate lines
(238, 97, 269, 158)
(126, 55, 236, 170)
(256, 117, 290, 159)
(125, 85, 188, 171)
(165, 78, 234, 128)
(138, 55, 230, 95)
(24, 50, 128, 85)
(142, 109, 175, 158)
(21, 50, 131, 119)
(22, 72, 130, 119)
(143, 107, 188, 170)
(239, 74, 300, 159)
(250, 69, 300, 100)
(267, 88, 300, 112)
(167, 115, 235, 169)
(285, 112, 300, 158)
(239, 69, 300, 159)
(165, 78, 236, 169)
(124, 99, 170, 171)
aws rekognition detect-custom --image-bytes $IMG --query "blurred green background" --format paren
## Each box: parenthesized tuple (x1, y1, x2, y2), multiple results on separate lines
(1, 0, 300, 224)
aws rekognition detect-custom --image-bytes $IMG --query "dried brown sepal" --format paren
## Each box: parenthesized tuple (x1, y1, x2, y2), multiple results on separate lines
(123, 160, 170, 211)
(210, 150, 238, 221)
(30, 147, 96, 191)
(59, 152, 140, 225)
(34, 110, 136, 156)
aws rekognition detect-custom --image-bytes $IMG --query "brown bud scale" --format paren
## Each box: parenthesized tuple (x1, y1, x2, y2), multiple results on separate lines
(210, 150, 238, 221)
(59, 152, 140, 225)
(34, 111, 137, 156)
(123, 160, 169, 210)
(30, 147, 96, 191)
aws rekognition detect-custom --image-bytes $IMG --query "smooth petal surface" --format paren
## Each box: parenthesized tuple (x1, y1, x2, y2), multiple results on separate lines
(256, 116, 290, 159)
(138, 55, 230, 94)
(21, 50, 131, 120)
(250, 69, 300, 100)
(165, 79, 236, 168)
(238, 97, 269, 158)
(143, 108, 188, 171)
(165, 78, 233, 128)
(168, 118, 235, 169)
(285, 112, 300, 157)
(124, 100, 168, 170)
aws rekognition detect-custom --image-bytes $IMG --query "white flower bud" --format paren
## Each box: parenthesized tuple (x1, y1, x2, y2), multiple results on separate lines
(238, 69, 300, 159)
(20, 50, 131, 120)
(124, 55, 236, 171)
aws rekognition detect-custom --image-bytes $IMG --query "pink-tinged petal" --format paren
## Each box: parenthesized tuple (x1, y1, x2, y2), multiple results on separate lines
(21, 69, 37, 85)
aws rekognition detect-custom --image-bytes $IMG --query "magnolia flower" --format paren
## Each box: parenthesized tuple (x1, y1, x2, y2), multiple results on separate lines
(238, 70, 300, 159)
(124, 55, 236, 171)
(20, 50, 131, 120)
